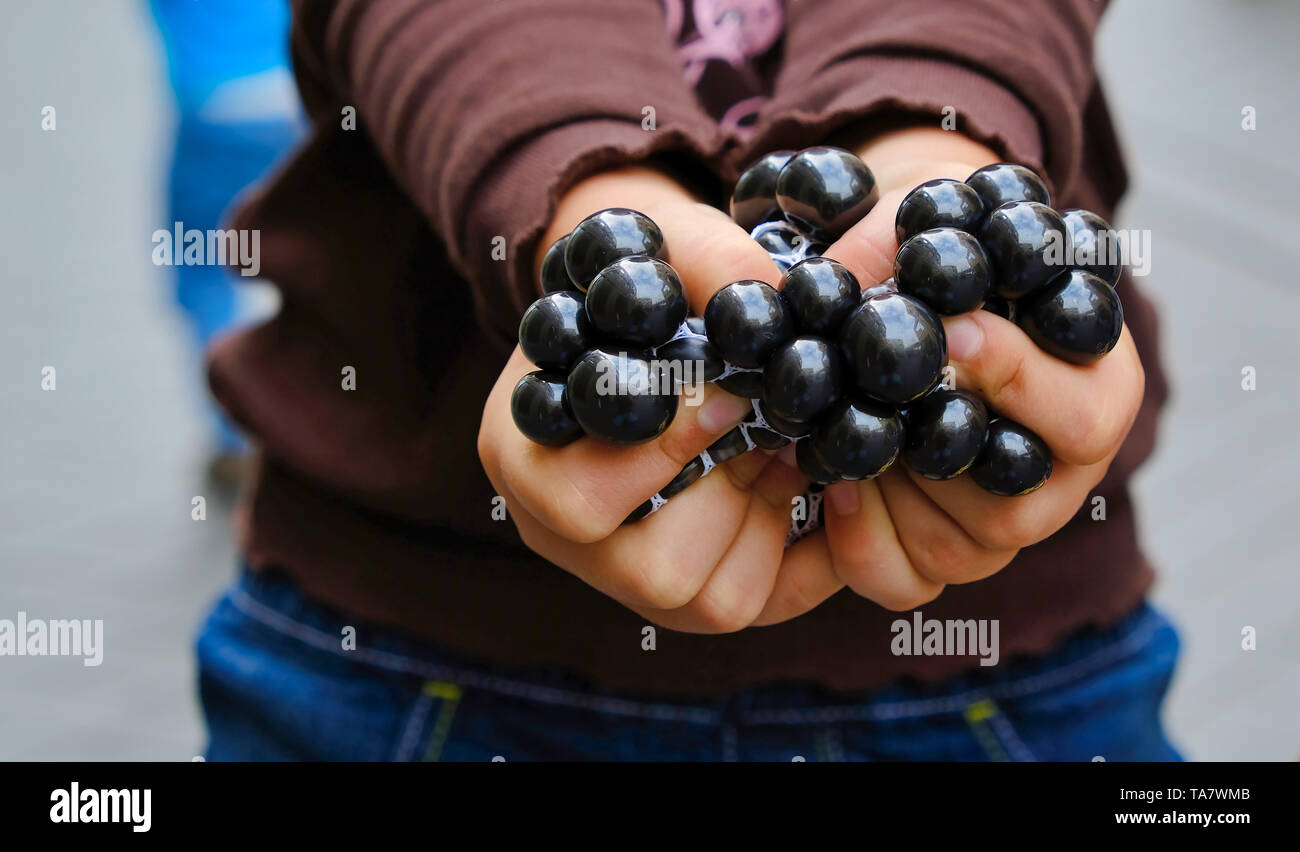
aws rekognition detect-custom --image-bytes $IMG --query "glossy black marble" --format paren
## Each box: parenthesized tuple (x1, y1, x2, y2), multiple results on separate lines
(624, 499, 655, 523)
(510, 370, 584, 446)
(564, 208, 666, 291)
(747, 426, 791, 449)
(969, 419, 1052, 496)
(704, 279, 794, 368)
(758, 398, 812, 438)
(775, 146, 880, 240)
(895, 178, 986, 243)
(809, 397, 904, 481)
(901, 389, 989, 479)
(707, 427, 751, 465)
(654, 333, 726, 383)
(730, 150, 796, 232)
(1061, 208, 1122, 287)
(518, 290, 591, 371)
(565, 348, 678, 444)
(715, 369, 765, 398)
(761, 336, 843, 424)
(659, 457, 706, 499)
(796, 437, 839, 485)
(965, 163, 1050, 211)
(1017, 269, 1124, 365)
(585, 256, 687, 348)
(893, 227, 991, 315)
(780, 257, 860, 336)
(839, 292, 947, 405)
(979, 201, 1071, 300)
(981, 296, 1015, 321)
(685, 315, 707, 336)
(539, 235, 577, 294)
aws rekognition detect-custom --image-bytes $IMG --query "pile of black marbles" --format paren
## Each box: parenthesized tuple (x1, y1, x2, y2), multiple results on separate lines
(510, 147, 1127, 533)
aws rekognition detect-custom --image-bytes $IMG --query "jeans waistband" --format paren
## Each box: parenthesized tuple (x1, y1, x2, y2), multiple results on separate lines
(223, 567, 1168, 726)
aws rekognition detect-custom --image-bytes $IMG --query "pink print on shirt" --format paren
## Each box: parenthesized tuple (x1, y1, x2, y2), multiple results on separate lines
(663, 0, 784, 136)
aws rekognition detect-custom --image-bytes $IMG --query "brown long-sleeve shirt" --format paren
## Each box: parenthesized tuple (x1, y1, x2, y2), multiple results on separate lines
(208, 0, 1168, 694)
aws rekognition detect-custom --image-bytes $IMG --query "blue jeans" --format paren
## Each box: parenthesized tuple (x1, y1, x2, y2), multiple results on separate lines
(197, 570, 1183, 761)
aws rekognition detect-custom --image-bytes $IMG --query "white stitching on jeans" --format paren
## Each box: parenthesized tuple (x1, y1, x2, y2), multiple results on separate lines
(226, 586, 717, 725)
(744, 614, 1164, 725)
(987, 711, 1037, 762)
(394, 690, 436, 762)
(224, 583, 1162, 727)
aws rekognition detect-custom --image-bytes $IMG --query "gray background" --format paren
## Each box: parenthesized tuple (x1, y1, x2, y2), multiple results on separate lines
(0, 0, 1296, 760)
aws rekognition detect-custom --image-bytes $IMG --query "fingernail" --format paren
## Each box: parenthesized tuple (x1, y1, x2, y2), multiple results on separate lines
(697, 392, 753, 434)
(776, 442, 798, 468)
(945, 315, 984, 362)
(828, 480, 860, 516)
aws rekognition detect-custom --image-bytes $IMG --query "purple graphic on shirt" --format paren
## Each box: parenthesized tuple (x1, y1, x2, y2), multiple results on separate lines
(663, 0, 783, 136)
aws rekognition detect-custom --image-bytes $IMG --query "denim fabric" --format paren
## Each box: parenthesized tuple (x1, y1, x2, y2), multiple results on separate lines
(197, 570, 1182, 762)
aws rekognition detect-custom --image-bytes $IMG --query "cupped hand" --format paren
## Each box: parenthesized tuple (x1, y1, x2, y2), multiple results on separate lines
(479, 165, 815, 632)
(753, 128, 1146, 623)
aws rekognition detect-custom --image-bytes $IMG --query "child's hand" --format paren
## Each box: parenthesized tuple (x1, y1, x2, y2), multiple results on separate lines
(478, 165, 816, 633)
(754, 128, 1147, 621)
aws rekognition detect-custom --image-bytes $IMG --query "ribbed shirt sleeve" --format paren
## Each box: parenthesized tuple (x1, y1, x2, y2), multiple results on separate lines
(290, 0, 727, 342)
(747, 0, 1108, 196)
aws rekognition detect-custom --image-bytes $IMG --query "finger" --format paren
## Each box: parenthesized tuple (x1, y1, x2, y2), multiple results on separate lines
(484, 347, 753, 543)
(943, 311, 1145, 466)
(821, 478, 945, 611)
(876, 470, 1017, 586)
(504, 466, 749, 611)
(903, 447, 1116, 553)
(634, 458, 808, 633)
(818, 188, 908, 287)
(817, 157, 1005, 288)
(750, 530, 844, 627)
(640, 198, 782, 310)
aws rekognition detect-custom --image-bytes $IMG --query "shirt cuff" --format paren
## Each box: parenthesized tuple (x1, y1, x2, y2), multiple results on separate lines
(742, 54, 1051, 188)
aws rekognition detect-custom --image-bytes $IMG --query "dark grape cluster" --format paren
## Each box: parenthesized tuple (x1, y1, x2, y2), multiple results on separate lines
(510, 149, 1126, 539)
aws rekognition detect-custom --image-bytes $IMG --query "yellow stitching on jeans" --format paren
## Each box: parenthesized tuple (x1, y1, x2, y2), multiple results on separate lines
(964, 699, 997, 723)
(964, 699, 1011, 762)
(421, 681, 463, 762)
(424, 681, 462, 701)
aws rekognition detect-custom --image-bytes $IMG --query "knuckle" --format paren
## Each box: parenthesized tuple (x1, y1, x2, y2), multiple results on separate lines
(535, 473, 618, 544)
(909, 531, 979, 584)
(654, 421, 704, 472)
(687, 590, 759, 634)
(985, 349, 1030, 412)
(776, 569, 822, 619)
(1062, 395, 1129, 467)
(976, 505, 1042, 552)
(832, 550, 877, 597)
(875, 582, 945, 613)
(621, 553, 697, 611)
